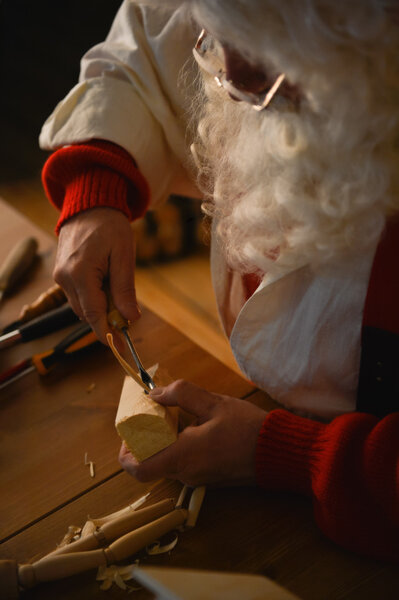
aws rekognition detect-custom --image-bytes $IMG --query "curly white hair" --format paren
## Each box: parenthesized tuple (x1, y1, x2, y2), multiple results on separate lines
(144, 0, 399, 274)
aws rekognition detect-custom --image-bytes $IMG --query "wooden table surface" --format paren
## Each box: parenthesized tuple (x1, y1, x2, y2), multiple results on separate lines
(0, 200, 398, 600)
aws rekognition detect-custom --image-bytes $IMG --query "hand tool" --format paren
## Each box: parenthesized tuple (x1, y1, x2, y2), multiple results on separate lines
(106, 289, 155, 390)
(1, 283, 67, 334)
(0, 237, 38, 304)
(0, 304, 79, 350)
(0, 322, 98, 390)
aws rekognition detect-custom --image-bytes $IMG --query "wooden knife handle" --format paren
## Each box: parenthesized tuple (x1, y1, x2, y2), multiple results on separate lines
(0, 237, 38, 296)
(18, 283, 67, 323)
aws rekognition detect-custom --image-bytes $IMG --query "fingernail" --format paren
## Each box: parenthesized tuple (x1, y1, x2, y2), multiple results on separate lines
(149, 387, 164, 397)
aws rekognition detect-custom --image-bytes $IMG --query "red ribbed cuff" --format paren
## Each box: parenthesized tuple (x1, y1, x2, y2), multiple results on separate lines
(255, 409, 325, 496)
(42, 140, 150, 234)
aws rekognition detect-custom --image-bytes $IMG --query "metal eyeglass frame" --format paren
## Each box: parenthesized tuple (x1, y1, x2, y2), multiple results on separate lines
(193, 29, 286, 112)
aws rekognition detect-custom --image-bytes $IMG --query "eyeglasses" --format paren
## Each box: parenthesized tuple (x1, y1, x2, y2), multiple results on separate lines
(193, 29, 286, 112)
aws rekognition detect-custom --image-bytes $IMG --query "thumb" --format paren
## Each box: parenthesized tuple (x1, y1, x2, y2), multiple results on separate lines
(150, 380, 218, 418)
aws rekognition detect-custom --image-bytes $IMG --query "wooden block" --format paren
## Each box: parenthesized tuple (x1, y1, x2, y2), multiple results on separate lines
(115, 368, 178, 462)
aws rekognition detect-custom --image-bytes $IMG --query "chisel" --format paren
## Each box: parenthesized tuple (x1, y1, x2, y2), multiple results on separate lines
(0, 237, 38, 303)
(0, 322, 98, 390)
(0, 304, 79, 350)
(106, 289, 155, 390)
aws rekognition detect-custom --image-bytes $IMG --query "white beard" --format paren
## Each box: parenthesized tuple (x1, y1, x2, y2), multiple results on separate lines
(191, 70, 395, 277)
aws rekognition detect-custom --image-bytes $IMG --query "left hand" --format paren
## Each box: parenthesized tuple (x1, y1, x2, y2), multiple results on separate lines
(118, 380, 267, 487)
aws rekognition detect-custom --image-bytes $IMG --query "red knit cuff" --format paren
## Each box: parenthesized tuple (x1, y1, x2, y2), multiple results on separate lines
(255, 409, 325, 496)
(42, 140, 150, 234)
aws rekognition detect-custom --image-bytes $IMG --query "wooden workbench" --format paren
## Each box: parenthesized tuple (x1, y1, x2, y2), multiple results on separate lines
(0, 200, 398, 599)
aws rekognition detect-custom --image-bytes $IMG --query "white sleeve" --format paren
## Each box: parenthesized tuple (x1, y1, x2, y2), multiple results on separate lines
(39, 1, 199, 206)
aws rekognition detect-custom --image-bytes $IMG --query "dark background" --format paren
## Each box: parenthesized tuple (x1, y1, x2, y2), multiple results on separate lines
(0, 0, 123, 181)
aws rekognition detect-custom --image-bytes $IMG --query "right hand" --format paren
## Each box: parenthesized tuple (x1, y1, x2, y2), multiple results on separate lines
(53, 207, 140, 343)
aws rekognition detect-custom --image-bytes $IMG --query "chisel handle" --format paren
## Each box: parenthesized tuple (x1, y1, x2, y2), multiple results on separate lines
(105, 288, 127, 330)
(31, 323, 99, 375)
(1, 284, 68, 335)
(0, 237, 38, 297)
(18, 283, 67, 323)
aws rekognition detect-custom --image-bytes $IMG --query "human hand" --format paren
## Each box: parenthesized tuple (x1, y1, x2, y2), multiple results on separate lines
(54, 208, 140, 343)
(119, 380, 267, 487)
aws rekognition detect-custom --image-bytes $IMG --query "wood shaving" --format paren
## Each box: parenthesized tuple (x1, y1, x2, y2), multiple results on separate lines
(84, 453, 95, 478)
(186, 485, 206, 528)
(86, 382, 96, 393)
(81, 519, 96, 538)
(106, 332, 150, 392)
(146, 532, 179, 555)
(176, 484, 189, 509)
(175, 485, 206, 528)
(148, 364, 159, 378)
(57, 525, 82, 548)
(97, 562, 142, 592)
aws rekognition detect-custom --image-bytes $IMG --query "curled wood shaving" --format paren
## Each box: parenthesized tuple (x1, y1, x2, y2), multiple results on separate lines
(86, 382, 96, 393)
(97, 562, 141, 592)
(175, 484, 189, 509)
(106, 332, 150, 392)
(81, 519, 96, 538)
(84, 453, 95, 478)
(186, 485, 206, 528)
(146, 532, 179, 555)
(57, 525, 82, 548)
(147, 364, 159, 378)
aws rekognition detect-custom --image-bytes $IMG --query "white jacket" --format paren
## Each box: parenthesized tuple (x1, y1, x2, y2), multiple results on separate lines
(40, 1, 377, 420)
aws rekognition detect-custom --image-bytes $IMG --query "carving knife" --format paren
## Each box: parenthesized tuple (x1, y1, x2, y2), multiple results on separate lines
(0, 237, 38, 304)
(106, 291, 155, 390)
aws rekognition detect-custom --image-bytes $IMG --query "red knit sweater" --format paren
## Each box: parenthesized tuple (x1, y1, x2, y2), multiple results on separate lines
(42, 140, 150, 234)
(42, 140, 399, 562)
